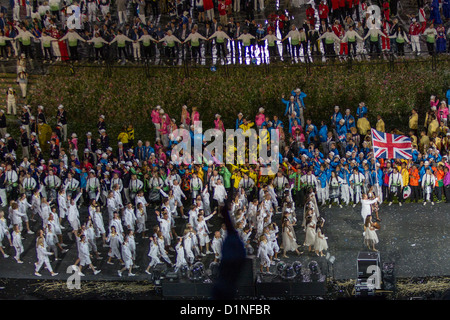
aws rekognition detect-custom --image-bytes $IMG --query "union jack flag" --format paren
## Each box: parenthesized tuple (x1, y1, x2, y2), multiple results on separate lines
(371, 129, 412, 159)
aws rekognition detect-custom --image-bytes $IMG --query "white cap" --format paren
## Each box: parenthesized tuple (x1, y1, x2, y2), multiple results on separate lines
(58, 104, 64, 109)
(118, 142, 123, 145)
(84, 148, 90, 153)
(86, 132, 92, 136)
(71, 133, 77, 138)
(182, 105, 187, 109)
(215, 114, 221, 118)
(159, 109, 165, 114)
(259, 107, 264, 113)
(425, 161, 430, 165)
(5, 133, 10, 138)
(156, 105, 161, 110)
(99, 115, 105, 119)
(38, 105, 44, 110)
(96, 149, 102, 154)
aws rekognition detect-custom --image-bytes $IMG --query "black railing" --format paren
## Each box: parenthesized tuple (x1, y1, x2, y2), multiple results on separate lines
(0, 49, 448, 78)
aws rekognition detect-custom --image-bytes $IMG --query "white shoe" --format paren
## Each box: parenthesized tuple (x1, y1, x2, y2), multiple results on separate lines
(27, 230, 34, 234)
(62, 249, 69, 254)
(352, 204, 356, 208)
(61, 243, 68, 247)
(423, 202, 426, 206)
(118, 271, 122, 277)
(107, 261, 114, 265)
(339, 205, 343, 208)
(129, 273, 136, 276)
(362, 232, 366, 237)
(206, 251, 212, 255)
(432, 202, 435, 205)
(94, 270, 101, 275)
(399, 202, 402, 206)
(51, 273, 58, 276)
(79, 272, 85, 276)
(35, 272, 42, 277)
(145, 270, 151, 275)
(388, 202, 392, 206)
(328, 204, 331, 208)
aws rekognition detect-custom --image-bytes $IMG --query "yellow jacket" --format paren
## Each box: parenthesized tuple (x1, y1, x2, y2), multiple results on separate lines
(428, 120, 439, 137)
(409, 113, 418, 130)
(232, 172, 242, 189)
(239, 121, 255, 132)
(376, 119, 385, 132)
(399, 167, 409, 187)
(419, 135, 430, 153)
(357, 117, 371, 135)
(118, 132, 129, 144)
(196, 167, 204, 183)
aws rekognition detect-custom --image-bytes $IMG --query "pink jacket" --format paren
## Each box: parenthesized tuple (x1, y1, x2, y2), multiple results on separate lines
(437, 106, 448, 123)
(291, 125, 303, 136)
(181, 111, 191, 125)
(255, 113, 265, 127)
(430, 99, 440, 109)
(151, 110, 161, 124)
(192, 111, 200, 123)
(159, 122, 169, 135)
(214, 119, 225, 132)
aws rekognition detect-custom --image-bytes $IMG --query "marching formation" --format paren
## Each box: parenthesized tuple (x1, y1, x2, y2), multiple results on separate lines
(0, 79, 449, 277)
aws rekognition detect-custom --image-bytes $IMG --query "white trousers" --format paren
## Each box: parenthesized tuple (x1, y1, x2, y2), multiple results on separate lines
(36, 257, 53, 273)
(7, 99, 16, 115)
(88, 3, 97, 22)
(234, 0, 240, 11)
(133, 42, 141, 60)
(100, 5, 110, 17)
(118, 11, 126, 24)
(0, 188, 7, 206)
(19, 82, 27, 98)
(411, 35, 420, 53)
(13, 7, 20, 21)
(341, 184, 350, 204)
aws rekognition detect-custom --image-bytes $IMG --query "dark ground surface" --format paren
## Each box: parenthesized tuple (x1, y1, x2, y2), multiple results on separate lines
(0, 199, 449, 299)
